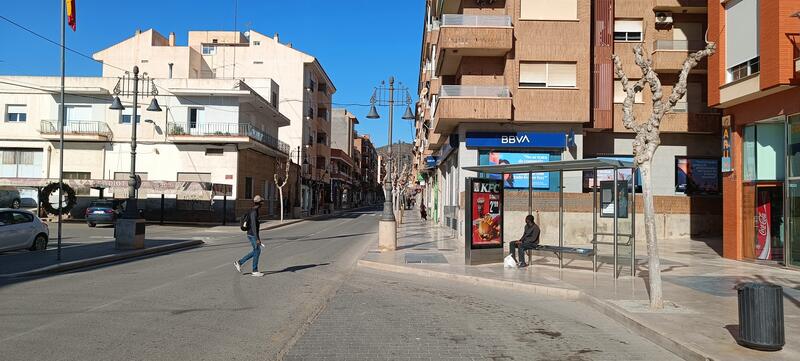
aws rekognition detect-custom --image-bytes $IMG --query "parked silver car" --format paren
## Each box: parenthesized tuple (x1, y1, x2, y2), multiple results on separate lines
(0, 188, 22, 209)
(0, 209, 49, 252)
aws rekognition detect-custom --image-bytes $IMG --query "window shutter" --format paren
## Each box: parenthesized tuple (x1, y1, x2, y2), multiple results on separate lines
(547, 63, 577, 87)
(614, 20, 642, 33)
(520, 63, 547, 86)
(521, 0, 577, 21)
(7, 105, 26, 114)
(725, 0, 759, 68)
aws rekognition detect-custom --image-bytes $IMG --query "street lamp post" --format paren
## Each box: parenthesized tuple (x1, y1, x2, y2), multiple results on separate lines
(366, 76, 415, 251)
(109, 66, 161, 249)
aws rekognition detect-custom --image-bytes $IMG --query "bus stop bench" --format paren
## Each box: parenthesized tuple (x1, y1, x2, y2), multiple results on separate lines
(525, 245, 594, 264)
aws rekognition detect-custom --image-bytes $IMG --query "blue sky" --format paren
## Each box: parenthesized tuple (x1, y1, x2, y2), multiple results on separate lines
(0, 0, 422, 147)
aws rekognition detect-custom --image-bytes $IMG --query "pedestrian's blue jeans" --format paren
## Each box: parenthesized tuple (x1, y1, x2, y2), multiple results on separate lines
(238, 235, 261, 272)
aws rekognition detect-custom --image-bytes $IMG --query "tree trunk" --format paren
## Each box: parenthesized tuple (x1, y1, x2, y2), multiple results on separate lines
(640, 160, 663, 309)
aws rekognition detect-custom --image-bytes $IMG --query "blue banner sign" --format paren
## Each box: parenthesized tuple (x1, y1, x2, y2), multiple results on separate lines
(482, 152, 551, 189)
(425, 156, 438, 167)
(466, 132, 566, 149)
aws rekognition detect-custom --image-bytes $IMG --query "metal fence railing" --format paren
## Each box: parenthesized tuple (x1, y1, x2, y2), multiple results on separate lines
(167, 122, 290, 155)
(441, 14, 511, 27)
(653, 40, 706, 51)
(440, 85, 510, 98)
(40, 120, 112, 137)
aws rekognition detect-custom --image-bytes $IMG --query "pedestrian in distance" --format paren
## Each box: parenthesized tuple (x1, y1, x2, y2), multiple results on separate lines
(234, 195, 264, 277)
(420, 203, 427, 221)
(509, 211, 540, 268)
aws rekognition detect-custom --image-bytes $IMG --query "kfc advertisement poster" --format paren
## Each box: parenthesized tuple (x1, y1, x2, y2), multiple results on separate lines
(467, 178, 503, 249)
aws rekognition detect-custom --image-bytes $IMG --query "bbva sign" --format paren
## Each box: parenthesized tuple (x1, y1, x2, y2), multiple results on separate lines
(500, 135, 531, 144)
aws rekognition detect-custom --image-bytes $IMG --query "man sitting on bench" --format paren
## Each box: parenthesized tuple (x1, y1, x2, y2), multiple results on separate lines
(509, 212, 540, 268)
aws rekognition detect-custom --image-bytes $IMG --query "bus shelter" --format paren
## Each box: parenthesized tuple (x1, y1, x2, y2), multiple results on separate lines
(464, 158, 637, 278)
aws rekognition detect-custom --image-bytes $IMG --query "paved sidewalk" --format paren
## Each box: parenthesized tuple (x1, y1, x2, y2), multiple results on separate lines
(362, 210, 800, 361)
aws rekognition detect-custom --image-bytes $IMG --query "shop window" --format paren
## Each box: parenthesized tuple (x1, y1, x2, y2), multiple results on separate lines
(742, 122, 786, 182)
(244, 177, 253, 199)
(478, 151, 560, 191)
(675, 157, 720, 195)
(788, 114, 800, 177)
(64, 171, 91, 195)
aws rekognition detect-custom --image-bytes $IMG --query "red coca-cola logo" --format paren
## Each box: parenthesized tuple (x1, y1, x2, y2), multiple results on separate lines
(757, 211, 769, 237)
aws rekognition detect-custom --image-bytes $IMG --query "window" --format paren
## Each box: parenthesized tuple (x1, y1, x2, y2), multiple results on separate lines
(317, 107, 328, 121)
(675, 157, 720, 195)
(317, 132, 327, 145)
(743, 121, 786, 182)
(613, 80, 644, 103)
(306, 107, 314, 119)
(728, 57, 760, 82)
(11, 212, 33, 224)
(120, 108, 141, 124)
(789, 114, 800, 178)
(318, 83, 328, 93)
(141, 59, 149, 63)
(6, 105, 26, 122)
(519, 62, 577, 88)
(0, 149, 43, 178)
(614, 20, 642, 42)
(244, 177, 253, 199)
(0, 212, 11, 226)
(202, 45, 216, 55)
(188, 108, 204, 130)
(65, 105, 91, 125)
(253, 61, 263, 64)
(205, 148, 224, 156)
(725, 0, 759, 83)
(308, 79, 316, 92)
(113, 172, 148, 181)
(253, 40, 261, 46)
(520, 0, 577, 21)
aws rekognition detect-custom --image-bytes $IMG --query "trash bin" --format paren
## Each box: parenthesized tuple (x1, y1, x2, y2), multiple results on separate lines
(737, 282, 784, 351)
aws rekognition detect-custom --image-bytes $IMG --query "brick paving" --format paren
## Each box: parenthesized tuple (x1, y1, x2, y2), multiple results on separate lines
(284, 267, 679, 361)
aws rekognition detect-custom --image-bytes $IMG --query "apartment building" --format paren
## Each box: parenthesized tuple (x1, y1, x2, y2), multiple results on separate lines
(92, 29, 336, 215)
(414, 0, 721, 244)
(707, 0, 800, 267)
(353, 134, 381, 205)
(0, 76, 291, 220)
(330, 109, 358, 209)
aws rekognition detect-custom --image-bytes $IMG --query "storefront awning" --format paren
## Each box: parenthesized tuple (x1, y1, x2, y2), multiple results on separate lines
(463, 158, 635, 174)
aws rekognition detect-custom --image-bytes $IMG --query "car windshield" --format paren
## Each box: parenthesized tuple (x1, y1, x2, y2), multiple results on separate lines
(90, 201, 114, 208)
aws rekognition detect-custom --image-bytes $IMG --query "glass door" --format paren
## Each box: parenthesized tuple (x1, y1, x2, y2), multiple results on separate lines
(787, 114, 800, 267)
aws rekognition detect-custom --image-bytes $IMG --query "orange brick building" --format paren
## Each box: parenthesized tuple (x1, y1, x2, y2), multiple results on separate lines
(708, 0, 800, 266)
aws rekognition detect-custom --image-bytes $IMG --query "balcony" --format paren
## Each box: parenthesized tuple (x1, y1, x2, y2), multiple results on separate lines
(612, 104, 720, 134)
(437, 15, 513, 76)
(652, 40, 708, 72)
(166, 122, 289, 155)
(40, 120, 112, 141)
(433, 85, 512, 133)
(796, 56, 800, 74)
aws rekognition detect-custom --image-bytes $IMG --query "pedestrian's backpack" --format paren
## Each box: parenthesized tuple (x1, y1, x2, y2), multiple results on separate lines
(240, 212, 250, 232)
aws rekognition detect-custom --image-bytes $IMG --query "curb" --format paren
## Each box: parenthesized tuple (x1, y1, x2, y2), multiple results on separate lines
(0, 240, 204, 279)
(356, 259, 711, 361)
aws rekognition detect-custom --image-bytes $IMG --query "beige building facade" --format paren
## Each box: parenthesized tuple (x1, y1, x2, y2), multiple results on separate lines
(0, 76, 291, 221)
(93, 29, 336, 214)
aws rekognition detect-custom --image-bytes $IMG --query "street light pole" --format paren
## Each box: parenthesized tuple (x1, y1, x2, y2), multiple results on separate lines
(109, 66, 161, 249)
(366, 76, 415, 251)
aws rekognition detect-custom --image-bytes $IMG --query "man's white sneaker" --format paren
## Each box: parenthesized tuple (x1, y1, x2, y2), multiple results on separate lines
(251, 272, 265, 277)
(233, 261, 241, 273)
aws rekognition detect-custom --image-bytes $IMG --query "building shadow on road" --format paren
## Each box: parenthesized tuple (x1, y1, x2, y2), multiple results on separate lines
(262, 263, 331, 275)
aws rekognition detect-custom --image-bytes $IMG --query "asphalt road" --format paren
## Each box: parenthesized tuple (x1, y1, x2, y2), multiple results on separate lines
(0, 209, 380, 361)
(285, 267, 680, 361)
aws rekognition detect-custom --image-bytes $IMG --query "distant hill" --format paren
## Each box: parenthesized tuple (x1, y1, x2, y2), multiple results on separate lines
(377, 142, 414, 164)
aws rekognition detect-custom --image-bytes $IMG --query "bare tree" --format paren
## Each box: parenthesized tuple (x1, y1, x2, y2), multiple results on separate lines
(274, 156, 291, 223)
(612, 42, 715, 309)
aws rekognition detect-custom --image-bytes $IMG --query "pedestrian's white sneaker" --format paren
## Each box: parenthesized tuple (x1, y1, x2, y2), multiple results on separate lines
(233, 261, 241, 273)
(251, 272, 265, 277)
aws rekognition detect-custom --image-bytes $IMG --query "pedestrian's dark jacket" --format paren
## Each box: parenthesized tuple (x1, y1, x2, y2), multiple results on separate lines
(247, 207, 260, 238)
(520, 222, 540, 246)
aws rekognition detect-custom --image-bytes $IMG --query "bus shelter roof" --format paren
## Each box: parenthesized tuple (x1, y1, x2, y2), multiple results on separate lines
(463, 158, 635, 174)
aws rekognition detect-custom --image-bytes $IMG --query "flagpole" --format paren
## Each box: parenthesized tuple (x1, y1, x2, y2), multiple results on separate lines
(57, 0, 66, 261)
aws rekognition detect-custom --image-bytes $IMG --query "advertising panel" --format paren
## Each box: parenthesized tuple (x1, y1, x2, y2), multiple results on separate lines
(600, 180, 629, 218)
(483, 152, 551, 189)
(756, 190, 772, 260)
(675, 158, 720, 195)
(582, 156, 639, 190)
(466, 178, 504, 249)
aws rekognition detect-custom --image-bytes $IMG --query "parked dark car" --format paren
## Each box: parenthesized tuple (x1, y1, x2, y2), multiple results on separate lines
(0, 188, 22, 209)
(85, 200, 122, 227)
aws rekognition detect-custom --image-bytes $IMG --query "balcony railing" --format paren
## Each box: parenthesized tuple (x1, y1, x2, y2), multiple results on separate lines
(440, 85, 510, 98)
(40, 120, 112, 137)
(441, 14, 511, 27)
(653, 40, 706, 51)
(167, 122, 290, 154)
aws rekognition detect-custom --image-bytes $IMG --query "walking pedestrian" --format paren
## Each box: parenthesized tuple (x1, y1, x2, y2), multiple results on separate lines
(234, 195, 264, 277)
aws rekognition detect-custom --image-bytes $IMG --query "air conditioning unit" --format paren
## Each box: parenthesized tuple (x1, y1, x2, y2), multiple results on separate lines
(655, 11, 673, 25)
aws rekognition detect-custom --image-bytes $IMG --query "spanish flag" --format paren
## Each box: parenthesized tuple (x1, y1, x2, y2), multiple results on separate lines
(66, 0, 76, 31)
